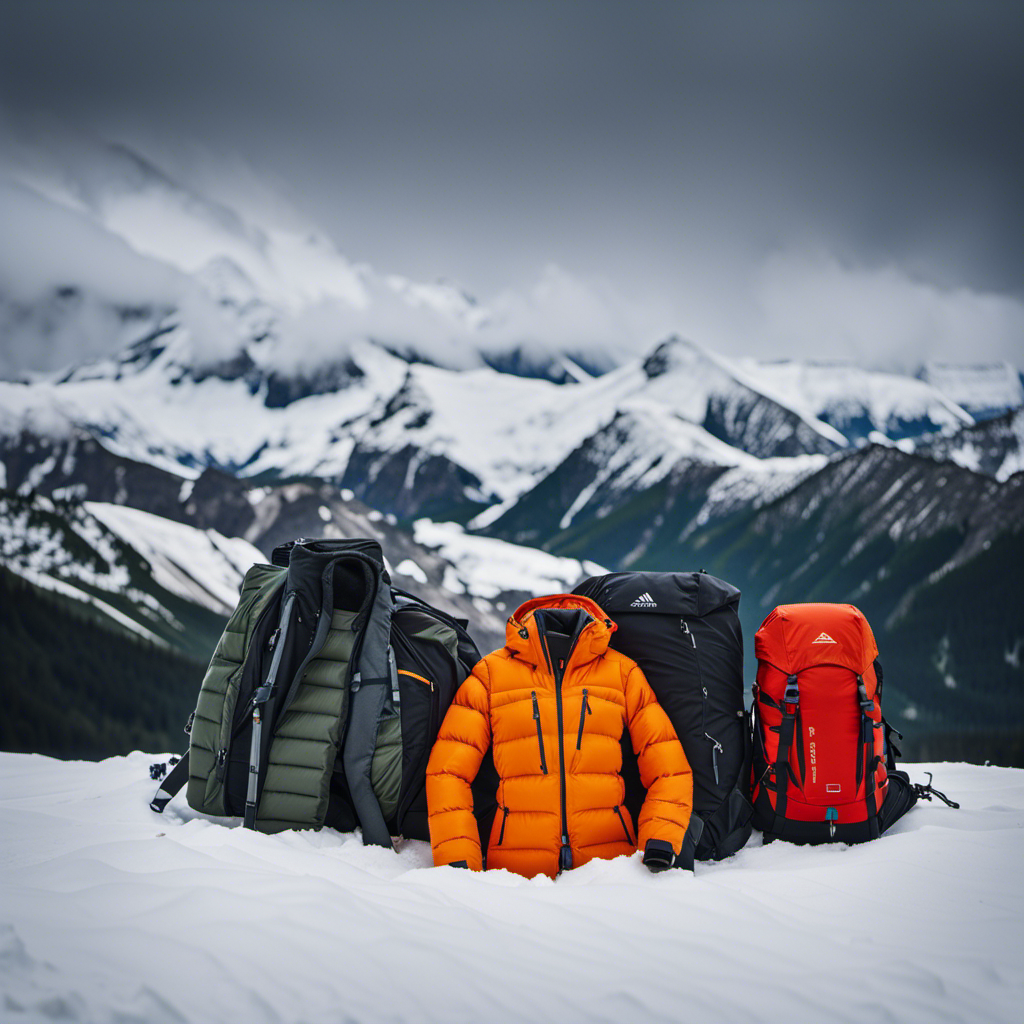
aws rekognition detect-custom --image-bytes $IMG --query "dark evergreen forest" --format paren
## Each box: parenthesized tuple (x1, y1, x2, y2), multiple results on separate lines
(0, 567, 207, 759)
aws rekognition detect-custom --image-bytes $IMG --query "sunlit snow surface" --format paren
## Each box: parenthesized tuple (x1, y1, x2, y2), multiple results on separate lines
(1, 753, 1021, 1024)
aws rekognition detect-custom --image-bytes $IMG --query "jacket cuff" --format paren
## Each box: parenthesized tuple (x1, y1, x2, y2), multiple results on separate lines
(642, 838, 675, 873)
(432, 840, 483, 871)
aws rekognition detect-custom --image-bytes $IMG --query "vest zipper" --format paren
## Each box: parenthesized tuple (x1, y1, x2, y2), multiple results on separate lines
(683, 618, 724, 786)
(497, 805, 509, 845)
(614, 804, 634, 845)
(531, 691, 548, 774)
(214, 747, 228, 782)
(575, 688, 592, 750)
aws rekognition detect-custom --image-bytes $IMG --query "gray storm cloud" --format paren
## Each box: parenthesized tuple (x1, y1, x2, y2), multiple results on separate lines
(0, 0, 1021, 372)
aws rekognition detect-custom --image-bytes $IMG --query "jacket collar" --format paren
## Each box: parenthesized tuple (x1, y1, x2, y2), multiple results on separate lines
(505, 594, 615, 668)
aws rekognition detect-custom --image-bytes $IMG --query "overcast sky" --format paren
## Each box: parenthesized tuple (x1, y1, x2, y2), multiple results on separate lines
(1, 0, 1022, 368)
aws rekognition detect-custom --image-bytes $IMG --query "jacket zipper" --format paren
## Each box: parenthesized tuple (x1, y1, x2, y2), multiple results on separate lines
(575, 688, 592, 750)
(614, 804, 634, 845)
(531, 691, 548, 774)
(541, 632, 574, 872)
(497, 805, 509, 845)
(683, 618, 724, 786)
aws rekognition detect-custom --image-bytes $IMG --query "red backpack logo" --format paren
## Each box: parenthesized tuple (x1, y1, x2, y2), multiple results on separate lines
(750, 603, 890, 843)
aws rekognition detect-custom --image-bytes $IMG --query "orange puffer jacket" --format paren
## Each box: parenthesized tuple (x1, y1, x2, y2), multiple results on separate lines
(426, 594, 693, 878)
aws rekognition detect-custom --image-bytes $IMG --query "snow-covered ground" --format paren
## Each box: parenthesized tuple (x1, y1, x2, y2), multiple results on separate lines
(1, 752, 1021, 1024)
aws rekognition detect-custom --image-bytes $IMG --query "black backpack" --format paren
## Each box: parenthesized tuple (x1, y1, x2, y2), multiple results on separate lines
(574, 570, 753, 860)
(151, 538, 494, 846)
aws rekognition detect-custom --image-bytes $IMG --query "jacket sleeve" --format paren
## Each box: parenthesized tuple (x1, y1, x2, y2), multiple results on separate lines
(624, 662, 693, 854)
(425, 659, 492, 870)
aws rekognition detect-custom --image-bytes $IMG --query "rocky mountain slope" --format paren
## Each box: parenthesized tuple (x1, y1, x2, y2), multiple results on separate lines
(0, 428, 603, 654)
(2, 133, 1022, 763)
(916, 406, 1024, 481)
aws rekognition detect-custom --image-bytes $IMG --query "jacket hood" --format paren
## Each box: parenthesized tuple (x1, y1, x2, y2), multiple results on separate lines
(505, 593, 615, 667)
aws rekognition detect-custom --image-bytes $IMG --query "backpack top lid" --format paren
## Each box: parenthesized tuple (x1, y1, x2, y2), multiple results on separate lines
(573, 571, 739, 618)
(755, 603, 878, 676)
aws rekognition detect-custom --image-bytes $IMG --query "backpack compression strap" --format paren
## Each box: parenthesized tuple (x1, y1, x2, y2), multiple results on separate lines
(772, 673, 801, 825)
(150, 752, 189, 813)
(244, 590, 297, 829)
(856, 675, 881, 840)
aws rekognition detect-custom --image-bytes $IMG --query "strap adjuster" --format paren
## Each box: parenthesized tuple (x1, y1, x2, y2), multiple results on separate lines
(783, 674, 800, 706)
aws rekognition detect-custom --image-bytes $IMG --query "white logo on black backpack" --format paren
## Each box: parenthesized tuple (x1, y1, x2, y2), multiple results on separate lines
(630, 592, 658, 608)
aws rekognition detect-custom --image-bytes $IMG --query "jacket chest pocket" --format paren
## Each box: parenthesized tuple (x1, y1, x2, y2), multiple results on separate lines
(531, 691, 548, 774)
(575, 688, 592, 750)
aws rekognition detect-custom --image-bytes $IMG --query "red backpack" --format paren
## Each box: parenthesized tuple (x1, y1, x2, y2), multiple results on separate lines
(750, 603, 952, 843)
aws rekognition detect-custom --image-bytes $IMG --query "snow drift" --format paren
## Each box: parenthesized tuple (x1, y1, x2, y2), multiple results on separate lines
(1, 752, 1021, 1024)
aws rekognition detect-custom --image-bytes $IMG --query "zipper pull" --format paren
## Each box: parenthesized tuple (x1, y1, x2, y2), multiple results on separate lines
(559, 836, 573, 871)
(576, 688, 592, 750)
(682, 620, 696, 647)
(704, 731, 724, 785)
(214, 748, 228, 781)
(532, 691, 548, 774)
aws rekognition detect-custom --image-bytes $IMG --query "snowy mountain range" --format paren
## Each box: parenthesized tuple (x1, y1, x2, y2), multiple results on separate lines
(1, 133, 1022, 761)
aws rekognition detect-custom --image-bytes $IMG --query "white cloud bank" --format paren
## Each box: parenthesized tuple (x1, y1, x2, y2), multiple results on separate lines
(755, 249, 1024, 371)
(1, 118, 1020, 380)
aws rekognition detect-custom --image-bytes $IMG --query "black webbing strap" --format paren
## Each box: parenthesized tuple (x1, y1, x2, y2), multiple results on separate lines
(882, 716, 903, 769)
(150, 752, 189, 813)
(773, 673, 800, 825)
(752, 684, 782, 711)
(674, 815, 704, 871)
(856, 674, 881, 838)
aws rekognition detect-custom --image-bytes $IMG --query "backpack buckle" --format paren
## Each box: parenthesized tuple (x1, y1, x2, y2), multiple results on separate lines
(783, 675, 800, 706)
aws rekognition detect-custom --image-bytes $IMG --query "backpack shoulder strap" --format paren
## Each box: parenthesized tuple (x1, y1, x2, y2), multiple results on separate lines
(340, 568, 397, 849)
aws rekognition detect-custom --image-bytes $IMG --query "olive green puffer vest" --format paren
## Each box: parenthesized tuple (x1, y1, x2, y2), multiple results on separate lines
(152, 538, 483, 847)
